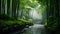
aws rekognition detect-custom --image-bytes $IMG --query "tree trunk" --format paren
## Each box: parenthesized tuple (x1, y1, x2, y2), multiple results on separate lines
(12, 0, 17, 19)
(7, 0, 10, 16)
(0, 0, 1, 14)
(16, 0, 20, 18)
(5, 0, 7, 14)
(10, 0, 12, 17)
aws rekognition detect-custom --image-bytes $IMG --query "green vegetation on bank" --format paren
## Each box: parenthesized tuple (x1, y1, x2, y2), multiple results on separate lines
(0, 14, 33, 26)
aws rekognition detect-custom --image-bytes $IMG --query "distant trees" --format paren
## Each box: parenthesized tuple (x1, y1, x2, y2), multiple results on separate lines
(46, 0, 59, 34)
(0, 0, 39, 20)
(0, 0, 20, 19)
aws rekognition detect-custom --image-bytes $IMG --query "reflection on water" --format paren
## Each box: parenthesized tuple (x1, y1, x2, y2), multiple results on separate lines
(22, 24, 46, 34)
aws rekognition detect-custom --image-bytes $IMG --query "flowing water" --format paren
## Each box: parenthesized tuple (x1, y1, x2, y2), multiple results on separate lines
(22, 23, 46, 34)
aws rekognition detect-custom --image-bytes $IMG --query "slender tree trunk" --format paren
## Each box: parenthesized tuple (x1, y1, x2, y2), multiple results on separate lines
(58, 0, 60, 26)
(1, 0, 5, 14)
(16, 0, 20, 18)
(2, 0, 5, 14)
(5, 0, 7, 14)
(1, 0, 2, 14)
(7, 0, 10, 16)
(54, 0, 59, 30)
(10, 0, 12, 17)
(12, 0, 17, 19)
(0, 0, 1, 14)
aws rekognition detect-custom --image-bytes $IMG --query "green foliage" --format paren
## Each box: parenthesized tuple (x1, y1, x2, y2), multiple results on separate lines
(20, 0, 39, 9)
(0, 14, 15, 20)
(17, 16, 33, 25)
(0, 19, 33, 26)
(46, 16, 58, 31)
(0, 14, 33, 26)
(38, 0, 47, 5)
(0, 14, 33, 34)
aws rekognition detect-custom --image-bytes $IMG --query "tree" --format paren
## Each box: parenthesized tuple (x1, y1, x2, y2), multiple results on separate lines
(7, 0, 10, 16)
(46, 0, 59, 34)
(0, 0, 1, 14)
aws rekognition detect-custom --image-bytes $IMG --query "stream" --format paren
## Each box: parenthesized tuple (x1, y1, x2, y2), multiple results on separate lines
(22, 24, 46, 34)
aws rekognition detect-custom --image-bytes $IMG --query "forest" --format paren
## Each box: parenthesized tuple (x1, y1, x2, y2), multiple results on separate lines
(0, 0, 60, 34)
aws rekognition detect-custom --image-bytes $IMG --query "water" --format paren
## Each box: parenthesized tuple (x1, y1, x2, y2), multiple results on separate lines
(23, 24, 46, 34)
